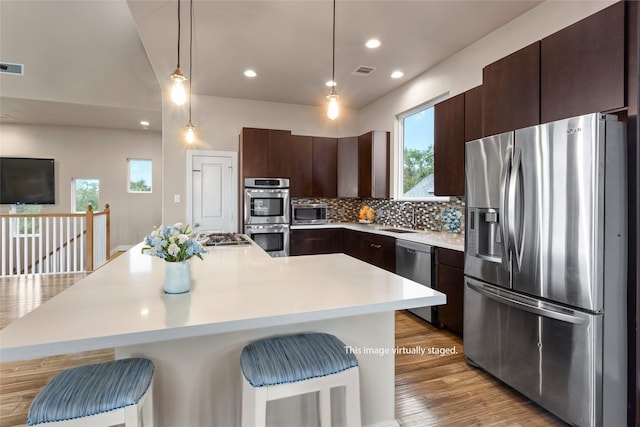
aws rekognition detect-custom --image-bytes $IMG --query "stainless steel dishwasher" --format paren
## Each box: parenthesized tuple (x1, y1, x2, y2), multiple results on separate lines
(395, 240, 436, 323)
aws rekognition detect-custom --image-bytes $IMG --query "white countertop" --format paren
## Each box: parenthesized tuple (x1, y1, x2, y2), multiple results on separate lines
(292, 222, 465, 252)
(0, 242, 446, 362)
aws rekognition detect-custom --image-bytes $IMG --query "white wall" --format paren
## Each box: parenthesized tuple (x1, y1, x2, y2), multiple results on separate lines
(161, 93, 359, 224)
(358, 0, 617, 197)
(0, 124, 163, 250)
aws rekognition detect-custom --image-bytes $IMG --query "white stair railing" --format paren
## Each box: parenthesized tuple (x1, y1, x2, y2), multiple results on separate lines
(0, 204, 111, 276)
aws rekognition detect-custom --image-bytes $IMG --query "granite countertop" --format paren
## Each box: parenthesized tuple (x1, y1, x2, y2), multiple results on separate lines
(291, 222, 465, 252)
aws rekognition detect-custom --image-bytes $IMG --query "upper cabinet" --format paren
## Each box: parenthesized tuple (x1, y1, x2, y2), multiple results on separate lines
(464, 85, 483, 142)
(358, 131, 390, 199)
(337, 136, 359, 198)
(312, 137, 338, 198)
(482, 42, 540, 136)
(434, 93, 465, 197)
(289, 135, 312, 197)
(540, 1, 625, 123)
(239, 128, 269, 179)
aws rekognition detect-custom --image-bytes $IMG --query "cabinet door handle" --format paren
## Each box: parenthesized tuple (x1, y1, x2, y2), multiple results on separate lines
(370, 243, 382, 249)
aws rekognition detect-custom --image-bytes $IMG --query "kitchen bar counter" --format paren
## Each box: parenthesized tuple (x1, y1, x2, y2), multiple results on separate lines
(291, 222, 465, 251)
(0, 241, 445, 426)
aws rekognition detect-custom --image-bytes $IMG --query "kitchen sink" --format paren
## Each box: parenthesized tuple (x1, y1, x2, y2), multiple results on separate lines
(378, 228, 417, 234)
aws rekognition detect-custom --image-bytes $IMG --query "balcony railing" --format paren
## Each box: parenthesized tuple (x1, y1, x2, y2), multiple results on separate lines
(0, 204, 111, 276)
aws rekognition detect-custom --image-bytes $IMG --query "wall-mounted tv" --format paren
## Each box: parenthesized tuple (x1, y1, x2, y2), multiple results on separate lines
(0, 157, 56, 205)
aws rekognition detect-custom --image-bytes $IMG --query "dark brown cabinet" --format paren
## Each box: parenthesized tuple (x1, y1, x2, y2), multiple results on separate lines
(239, 128, 269, 179)
(359, 232, 395, 272)
(540, 2, 625, 123)
(435, 248, 464, 336)
(290, 135, 312, 197)
(290, 228, 342, 256)
(434, 93, 465, 197)
(464, 85, 483, 142)
(483, 42, 540, 136)
(358, 131, 390, 198)
(266, 129, 293, 178)
(312, 137, 338, 198)
(337, 137, 359, 198)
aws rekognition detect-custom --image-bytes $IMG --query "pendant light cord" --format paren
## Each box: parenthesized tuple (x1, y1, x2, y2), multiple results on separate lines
(331, 0, 336, 94)
(188, 0, 193, 121)
(176, 0, 181, 69)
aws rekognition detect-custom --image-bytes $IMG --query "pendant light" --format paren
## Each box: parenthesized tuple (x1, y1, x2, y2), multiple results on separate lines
(326, 0, 339, 120)
(184, 0, 196, 144)
(170, 0, 187, 105)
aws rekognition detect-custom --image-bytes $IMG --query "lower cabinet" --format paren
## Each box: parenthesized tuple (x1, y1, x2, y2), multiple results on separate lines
(293, 229, 395, 273)
(290, 228, 343, 256)
(358, 232, 396, 273)
(435, 248, 465, 336)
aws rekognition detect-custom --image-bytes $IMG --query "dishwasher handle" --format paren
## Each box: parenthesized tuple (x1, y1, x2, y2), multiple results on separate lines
(396, 240, 434, 254)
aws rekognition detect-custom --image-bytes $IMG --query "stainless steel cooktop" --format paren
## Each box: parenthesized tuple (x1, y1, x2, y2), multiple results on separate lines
(197, 233, 252, 247)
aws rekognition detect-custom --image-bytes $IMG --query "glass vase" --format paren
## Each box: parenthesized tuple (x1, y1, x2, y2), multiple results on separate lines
(164, 260, 191, 294)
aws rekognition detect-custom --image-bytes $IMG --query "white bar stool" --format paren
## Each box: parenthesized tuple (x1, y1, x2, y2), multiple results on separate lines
(27, 357, 154, 427)
(240, 332, 361, 427)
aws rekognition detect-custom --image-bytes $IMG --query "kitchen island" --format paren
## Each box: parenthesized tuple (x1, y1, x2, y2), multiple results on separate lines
(0, 241, 446, 427)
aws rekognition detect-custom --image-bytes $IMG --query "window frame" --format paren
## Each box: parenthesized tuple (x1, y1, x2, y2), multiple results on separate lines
(127, 158, 153, 193)
(396, 95, 450, 201)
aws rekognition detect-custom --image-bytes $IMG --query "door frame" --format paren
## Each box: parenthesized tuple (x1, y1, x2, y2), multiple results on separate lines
(186, 150, 239, 232)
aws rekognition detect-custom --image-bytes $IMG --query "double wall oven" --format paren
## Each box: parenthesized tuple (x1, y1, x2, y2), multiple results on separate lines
(243, 178, 290, 257)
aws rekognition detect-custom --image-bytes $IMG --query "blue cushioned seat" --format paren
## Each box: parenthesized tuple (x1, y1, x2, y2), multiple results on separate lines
(28, 358, 154, 426)
(240, 333, 358, 387)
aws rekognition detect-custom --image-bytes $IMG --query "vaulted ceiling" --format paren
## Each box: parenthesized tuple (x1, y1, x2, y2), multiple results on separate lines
(0, 0, 542, 132)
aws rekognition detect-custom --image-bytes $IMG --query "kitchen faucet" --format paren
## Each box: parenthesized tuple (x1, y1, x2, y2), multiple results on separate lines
(400, 201, 415, 229)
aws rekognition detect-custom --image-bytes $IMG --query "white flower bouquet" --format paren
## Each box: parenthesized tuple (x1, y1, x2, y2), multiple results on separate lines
(142, 223, 206, 262)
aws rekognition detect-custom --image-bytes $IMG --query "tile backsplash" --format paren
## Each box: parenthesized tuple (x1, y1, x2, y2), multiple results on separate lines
(292, 197, 465, 233)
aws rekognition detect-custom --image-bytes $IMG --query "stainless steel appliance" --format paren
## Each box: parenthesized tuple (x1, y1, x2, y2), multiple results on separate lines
(395, 240, 435, 323)
(291, 203, 328, 225)
(244, 178, 290, 256)
(196, 233, 252, 247)
(464, 113, 627, 427)
(244, 224, 289, 257)
(244, 178, 290, 225)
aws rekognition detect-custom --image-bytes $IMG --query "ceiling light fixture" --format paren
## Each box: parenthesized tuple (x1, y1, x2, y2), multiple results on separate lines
(170, 0, 187, 105)
(365, 39, 381, 49)
(184, 0, 196, 144)
(390, 71, 404, 79)
(140, 120, 150, 127)
(244, 69, 257, 78)
(326, 0, 339, 121)
(325, 80, 337, 87)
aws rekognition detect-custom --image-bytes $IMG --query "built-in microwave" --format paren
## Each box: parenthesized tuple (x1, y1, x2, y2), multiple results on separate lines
(291, 203, 328, 225)
(244, 178, 290, 225)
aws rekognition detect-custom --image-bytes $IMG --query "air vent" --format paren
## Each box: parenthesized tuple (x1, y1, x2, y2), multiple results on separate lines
(351, 65, 375, 76)
(0, 62, 24, 75)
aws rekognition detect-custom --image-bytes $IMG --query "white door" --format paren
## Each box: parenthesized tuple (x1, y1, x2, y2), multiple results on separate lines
(191, 154, 236, 233)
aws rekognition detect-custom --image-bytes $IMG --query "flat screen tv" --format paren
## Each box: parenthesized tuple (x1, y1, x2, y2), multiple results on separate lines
(0, 157, 56, 205)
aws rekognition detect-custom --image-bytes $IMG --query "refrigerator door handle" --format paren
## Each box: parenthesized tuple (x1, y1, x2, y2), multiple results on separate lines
(467, 281, 587, 325)
(499, 145, 512, 271)
(508, 146, 524, 271)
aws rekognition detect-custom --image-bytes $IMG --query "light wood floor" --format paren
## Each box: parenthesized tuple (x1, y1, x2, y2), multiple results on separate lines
(0, 273, 566, 427)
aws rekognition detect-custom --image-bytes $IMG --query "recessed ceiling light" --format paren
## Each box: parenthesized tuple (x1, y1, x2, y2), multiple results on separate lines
(325, 80, 337, 87)
(244, 69, 257, 78)
(140, 120, 150, 127)
(390, 71, 404, 79)
(365, 39, 381, 49)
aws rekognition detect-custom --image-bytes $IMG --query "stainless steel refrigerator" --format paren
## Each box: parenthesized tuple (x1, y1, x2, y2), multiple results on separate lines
(464, 113, 627, 427)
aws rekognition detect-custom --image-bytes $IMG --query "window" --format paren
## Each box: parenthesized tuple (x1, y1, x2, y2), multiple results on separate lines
(128, 159, 152, 193)
(398, 97, 446, 200)
(72, 178, 100, 212)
